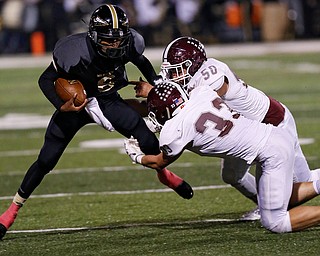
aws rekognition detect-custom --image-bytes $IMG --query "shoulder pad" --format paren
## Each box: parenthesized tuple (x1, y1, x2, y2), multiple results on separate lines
(53, 33, 90, 73)
(129, 28, 145, 55)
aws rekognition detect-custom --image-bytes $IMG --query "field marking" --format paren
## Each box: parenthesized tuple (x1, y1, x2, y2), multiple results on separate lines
(231, 60, 320, 73)
(0, 161, 210, 176)
(1, 40, 319, 70)
(0, 146, 122, 158)
(7, 217, 239, 235)
(0, 185, 230, 201)
(0, 137, 315, 158)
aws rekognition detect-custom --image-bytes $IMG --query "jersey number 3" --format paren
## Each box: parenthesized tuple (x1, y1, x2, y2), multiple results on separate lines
(195, 98, 233, 137)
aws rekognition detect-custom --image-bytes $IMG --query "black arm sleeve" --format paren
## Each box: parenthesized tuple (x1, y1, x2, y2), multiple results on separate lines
(38, 62, 64, 110)
(131, 55, 158, 86)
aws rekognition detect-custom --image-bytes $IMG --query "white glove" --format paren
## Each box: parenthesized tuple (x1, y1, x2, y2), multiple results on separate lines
(124, 137, 145, 164)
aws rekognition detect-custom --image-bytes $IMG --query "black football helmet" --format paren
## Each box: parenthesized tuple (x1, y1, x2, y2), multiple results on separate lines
(147, 81, 189, 128)
(88, 4, 130, 58)
(161, 37, 206, 89)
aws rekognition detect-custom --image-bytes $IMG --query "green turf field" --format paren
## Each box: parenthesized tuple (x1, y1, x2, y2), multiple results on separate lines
(0, 51, 320, 255)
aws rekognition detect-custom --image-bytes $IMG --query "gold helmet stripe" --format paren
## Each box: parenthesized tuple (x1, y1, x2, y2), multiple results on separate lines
(106, 4, 118, 29)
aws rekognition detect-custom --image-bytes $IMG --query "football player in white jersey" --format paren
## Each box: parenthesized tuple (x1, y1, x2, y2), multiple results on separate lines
(132, 36, 320, 220)
(124, 81, 320, 233)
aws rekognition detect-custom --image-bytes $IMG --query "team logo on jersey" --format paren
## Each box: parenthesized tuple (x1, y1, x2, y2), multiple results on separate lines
(97, 72, 115, 92)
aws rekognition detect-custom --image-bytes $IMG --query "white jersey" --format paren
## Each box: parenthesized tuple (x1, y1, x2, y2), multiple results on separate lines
(159, 86, 273, 164)
(187, 58, 270, 122)
(183, 56, 316, 184)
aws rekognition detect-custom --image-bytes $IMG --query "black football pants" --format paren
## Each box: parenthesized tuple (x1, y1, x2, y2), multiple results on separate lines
(18, 94, 160, 199)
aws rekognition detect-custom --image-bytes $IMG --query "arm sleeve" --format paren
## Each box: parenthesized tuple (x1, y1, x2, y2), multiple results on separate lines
(131, 55, 159, 86)
(38, 62, 64, 110)
(128, 29, 159, 86)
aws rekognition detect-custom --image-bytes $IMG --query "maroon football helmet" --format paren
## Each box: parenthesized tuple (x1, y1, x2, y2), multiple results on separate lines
(147, 81, 188, 127)
(161, 37, 207, 89)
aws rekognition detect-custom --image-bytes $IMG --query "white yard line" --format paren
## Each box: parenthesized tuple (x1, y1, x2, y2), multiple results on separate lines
(0, 40, 319, 69)
(0, 184, 230, 201)
(7, 216, 238, 234)
(5, 184, 233, 235)
(0, 137, 314, 158)
(0, 162, 201, 176)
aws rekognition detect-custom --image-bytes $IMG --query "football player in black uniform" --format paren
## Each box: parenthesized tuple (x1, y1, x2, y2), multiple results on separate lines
(0, 4, 193, 240)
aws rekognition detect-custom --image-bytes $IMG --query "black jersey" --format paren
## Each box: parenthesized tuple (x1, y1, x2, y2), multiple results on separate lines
(39, 29, 157, 109)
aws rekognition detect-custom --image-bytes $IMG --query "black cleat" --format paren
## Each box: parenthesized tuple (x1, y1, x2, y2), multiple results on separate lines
(174, 180, 194, 199)
(0, 223, 7, 240)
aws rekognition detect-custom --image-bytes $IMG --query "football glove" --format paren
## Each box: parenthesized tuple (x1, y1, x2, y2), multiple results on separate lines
(124, 137, 145, 164)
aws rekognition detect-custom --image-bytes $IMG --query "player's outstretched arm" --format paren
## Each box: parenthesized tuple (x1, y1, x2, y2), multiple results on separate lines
(129, 79, 153, 98)
(124, 137, 193, 199)
(141, 152, 181, 171)
(124, 137, 179, 170)
(124, 137, 145, 164)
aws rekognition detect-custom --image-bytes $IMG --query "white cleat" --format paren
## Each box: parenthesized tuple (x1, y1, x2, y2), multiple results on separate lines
(239, 206, 260, 221)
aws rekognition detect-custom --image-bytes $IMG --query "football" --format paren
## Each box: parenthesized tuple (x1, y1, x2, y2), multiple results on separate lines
(55, 78, 87, 106)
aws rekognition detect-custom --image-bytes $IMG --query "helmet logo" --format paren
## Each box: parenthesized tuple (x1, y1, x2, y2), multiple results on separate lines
(93, 16, 111, 27)
(185, 61, 191, 67)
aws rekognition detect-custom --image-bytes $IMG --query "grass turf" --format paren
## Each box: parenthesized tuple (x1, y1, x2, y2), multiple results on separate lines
(0, 51, 320, 255)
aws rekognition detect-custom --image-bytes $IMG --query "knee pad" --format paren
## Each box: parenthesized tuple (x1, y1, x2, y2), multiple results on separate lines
(221, 158, 251, 185)
(310, 169, 320, 181)
(261, 211, 292, 233)
(221, 168, 240, 185)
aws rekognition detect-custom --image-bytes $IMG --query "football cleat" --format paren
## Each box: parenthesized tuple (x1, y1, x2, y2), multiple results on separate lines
(174, 180, 194, 199)
(0, 202, 21, 240)
(0, 223, 7, 240)
(239, 206, 260, 221)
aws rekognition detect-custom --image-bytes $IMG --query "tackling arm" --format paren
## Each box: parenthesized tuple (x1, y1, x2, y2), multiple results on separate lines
(141, 152, 180, 171)
(124, 137, 181, 171)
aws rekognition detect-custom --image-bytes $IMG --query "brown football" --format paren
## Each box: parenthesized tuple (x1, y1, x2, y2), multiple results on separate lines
(55, 78, 87, 106)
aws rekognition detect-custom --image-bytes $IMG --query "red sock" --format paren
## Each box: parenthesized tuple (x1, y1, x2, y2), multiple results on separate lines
(0, 203, 21, 229)
(157, 168, 183, 189)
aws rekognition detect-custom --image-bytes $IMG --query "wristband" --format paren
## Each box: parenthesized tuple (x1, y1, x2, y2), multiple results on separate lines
(135, 154, 144, 164)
